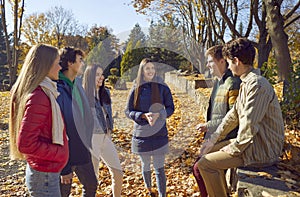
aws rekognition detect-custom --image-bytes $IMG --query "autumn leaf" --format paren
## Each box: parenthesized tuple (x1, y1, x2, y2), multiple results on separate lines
(257, 171, 273, 179)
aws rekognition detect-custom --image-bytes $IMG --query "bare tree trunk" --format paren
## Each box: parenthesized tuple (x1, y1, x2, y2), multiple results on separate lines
(264, 0, 292, 100)
(11, 0, 19, 87)
(256, 31, 272, 69)
(252, 1, 273, 69)
(0, 0, 12, 89)
(8, 0, 25, 87)
(264, 0, 292, 81)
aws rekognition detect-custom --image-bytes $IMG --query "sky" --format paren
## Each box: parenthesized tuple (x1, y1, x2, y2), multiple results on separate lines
(5, 0, 151, 41)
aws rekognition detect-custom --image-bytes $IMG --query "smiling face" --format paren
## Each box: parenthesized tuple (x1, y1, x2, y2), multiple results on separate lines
(69, 54, 84, 75)
(143, 62, 156, 82)
(206, 54, 226, 78)
(95, 67, 104, 89)
(47, 55, 61, 80)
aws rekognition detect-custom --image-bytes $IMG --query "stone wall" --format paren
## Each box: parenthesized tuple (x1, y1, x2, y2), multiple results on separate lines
(165, 71, 213, 118)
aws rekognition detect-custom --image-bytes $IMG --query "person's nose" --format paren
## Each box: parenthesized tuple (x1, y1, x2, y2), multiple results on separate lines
(206, 62, 210, 68)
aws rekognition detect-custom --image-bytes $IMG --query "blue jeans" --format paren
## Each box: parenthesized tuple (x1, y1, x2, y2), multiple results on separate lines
(25, 163, 61, 197)
(139, 154, 166, 197)
(60, 161, 97, 197)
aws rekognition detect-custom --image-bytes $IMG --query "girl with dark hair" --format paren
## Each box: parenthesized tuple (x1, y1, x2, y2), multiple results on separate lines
(83, 64, 123, 197)
(125, 58, 174, 197)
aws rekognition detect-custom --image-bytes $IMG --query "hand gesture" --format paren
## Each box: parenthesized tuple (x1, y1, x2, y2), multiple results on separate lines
(199, 140, 214, 156)
(143, 112, 160, 126)
(150, 112, 160, 126)
(61, 172, 73, 184)
(220, 145, 232, 154)
(195, 123, 208, 133)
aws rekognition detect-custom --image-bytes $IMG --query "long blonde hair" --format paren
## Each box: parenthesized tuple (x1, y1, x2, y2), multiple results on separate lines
(9, 44, 59, 159)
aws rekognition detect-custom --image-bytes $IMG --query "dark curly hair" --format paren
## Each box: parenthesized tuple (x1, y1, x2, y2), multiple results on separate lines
(222, 38, 256, 66)
(59, 46, 85, 72)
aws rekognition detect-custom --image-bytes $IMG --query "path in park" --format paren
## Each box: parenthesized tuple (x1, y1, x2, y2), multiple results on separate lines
(109, 82, 206, 196)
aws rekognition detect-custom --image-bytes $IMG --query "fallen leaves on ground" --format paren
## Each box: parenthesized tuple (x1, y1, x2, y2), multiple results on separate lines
(0, 82, 299, 196)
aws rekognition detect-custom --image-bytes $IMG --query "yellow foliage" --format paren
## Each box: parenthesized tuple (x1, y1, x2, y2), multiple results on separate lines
(0, 92, 10, 125)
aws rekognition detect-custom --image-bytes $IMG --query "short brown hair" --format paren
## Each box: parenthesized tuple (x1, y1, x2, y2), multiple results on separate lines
(222, 38, 256, 66)
(59, 46, 85, 72)
(205, 45, 224, 61)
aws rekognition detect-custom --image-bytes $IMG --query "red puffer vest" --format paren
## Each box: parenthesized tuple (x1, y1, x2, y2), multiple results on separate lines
(17, 86, 68, 172)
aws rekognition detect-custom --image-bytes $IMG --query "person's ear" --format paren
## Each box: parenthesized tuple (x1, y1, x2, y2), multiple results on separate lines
(219, 59, 227, 68)
(233, 57, 239, 65)
(67, 61, 73, 66)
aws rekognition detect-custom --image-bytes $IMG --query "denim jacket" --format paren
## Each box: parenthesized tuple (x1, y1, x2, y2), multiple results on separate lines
(94, 88, 113, 134)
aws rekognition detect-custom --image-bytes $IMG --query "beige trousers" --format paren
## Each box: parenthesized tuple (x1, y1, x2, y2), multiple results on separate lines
(91, 133, 123, 197)
(197, 140, 244, 197)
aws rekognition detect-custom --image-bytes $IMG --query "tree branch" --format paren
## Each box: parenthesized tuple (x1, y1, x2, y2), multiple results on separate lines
(284, 0, 300, 20)
(18, 0, 25, 41)
(245, 0, 254, 37)
(284, 14, 300, 28)
(212, 0, 241, 37)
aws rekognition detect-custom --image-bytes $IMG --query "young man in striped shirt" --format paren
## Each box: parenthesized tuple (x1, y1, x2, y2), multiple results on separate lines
(197, 38, 285, 197)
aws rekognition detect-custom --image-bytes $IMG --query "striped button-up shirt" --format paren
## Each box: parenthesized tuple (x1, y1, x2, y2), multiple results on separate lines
(210, 69, 284, 166)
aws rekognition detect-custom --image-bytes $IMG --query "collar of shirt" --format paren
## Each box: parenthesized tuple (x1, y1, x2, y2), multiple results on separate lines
(240, 68, 261, 83)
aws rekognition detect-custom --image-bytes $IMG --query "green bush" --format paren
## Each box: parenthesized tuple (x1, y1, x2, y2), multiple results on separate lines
(280, 60, 300, 129)
(262, 59, 300, 129)
(107, 75, 120, 87)
(110, 68, 119, 76)
(261, 60, 277, 85)
(178, 60, 192, 72)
